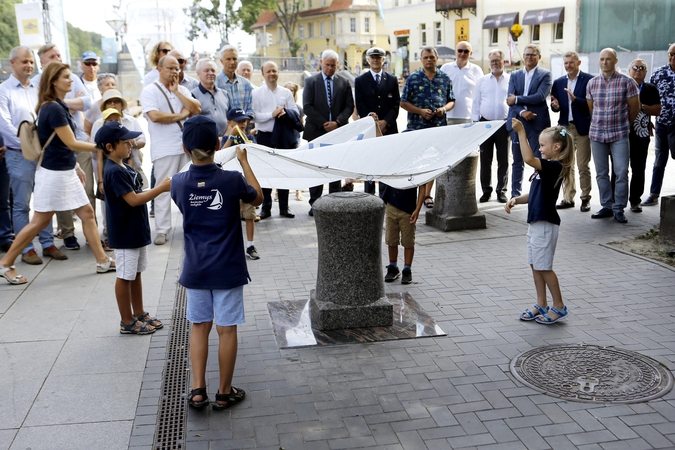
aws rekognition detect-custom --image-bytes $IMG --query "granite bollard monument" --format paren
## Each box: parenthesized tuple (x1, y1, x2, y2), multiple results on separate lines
(310, 192, 394, 330)
(426, 152, 486, 231)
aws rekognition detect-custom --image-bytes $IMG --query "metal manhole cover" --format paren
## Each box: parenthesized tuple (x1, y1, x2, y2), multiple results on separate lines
(510, 344, 674, 403)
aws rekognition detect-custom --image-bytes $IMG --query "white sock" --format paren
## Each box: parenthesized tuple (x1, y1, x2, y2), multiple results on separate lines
(247, 241, 254, 248)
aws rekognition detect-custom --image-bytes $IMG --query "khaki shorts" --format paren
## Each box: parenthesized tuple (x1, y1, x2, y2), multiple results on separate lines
(240, 200, 256, 220)
(385, 204, 416, 248)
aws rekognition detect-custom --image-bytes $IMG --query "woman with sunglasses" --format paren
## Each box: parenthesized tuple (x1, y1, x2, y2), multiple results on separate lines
(143, 41, 173, 87)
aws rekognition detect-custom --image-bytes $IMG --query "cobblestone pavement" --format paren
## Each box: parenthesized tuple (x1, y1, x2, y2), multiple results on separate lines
(2, 127, 675, 450)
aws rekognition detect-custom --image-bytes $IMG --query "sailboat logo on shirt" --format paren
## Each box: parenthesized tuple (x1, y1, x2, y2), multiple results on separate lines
(207, 189, 223, 210)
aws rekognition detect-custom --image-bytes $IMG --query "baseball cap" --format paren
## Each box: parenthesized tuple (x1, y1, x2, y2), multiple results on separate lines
(100, 89, 128, 112)
(227, 107, 249, 122)
(182, 115, 219, 152)
(366, 47, 385, 58)
(82, 51, 99, 61)
(102, 108, 122, 121)
(95, 121, 142, 149)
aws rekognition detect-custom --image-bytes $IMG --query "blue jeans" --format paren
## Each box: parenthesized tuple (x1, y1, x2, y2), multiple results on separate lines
(592, 137, 629, 213)
(5, 150, 54, 253)
(0, 156, 12, 245)
(511, 131, 541, 198)
(648, 121, 675, 197)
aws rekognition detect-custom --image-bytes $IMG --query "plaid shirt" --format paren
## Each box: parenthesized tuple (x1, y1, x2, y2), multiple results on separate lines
(586, 71, 639, 143)
(216, 72, 255, 119)
(650, 64, 675, 125)
(401, 68, 455, 130)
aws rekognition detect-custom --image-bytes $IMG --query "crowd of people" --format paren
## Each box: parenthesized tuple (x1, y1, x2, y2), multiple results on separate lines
(0, 38, 673, 408)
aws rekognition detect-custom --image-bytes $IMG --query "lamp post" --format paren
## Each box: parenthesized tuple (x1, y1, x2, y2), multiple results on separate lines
(326, 37, 330, 49)
(107, 19, 126, 52)
(138, 38, 150, 71)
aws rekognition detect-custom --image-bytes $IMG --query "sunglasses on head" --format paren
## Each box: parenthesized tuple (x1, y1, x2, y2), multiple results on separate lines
(83, 61, 98, 66)
(159, 48, 171, 54)
(176, 58, 186, 64)
(456, 49, 470, 54)
(631, 65, 646, 71)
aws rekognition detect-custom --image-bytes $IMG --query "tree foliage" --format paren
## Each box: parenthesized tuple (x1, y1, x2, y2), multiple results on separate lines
(188, 0, 239, 45)
(239, 0, 276, 34)
(0, 0, 21, 57)
(67, 22, 102, 60)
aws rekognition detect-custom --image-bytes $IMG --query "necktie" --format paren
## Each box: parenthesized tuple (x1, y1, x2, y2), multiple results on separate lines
(326, 76, 332, 110)
(375, 74, 380, 85)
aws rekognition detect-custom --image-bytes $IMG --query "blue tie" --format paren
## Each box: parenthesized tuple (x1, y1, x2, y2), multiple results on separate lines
(375, 74, 380, 85)
(326, 76, 332, 109)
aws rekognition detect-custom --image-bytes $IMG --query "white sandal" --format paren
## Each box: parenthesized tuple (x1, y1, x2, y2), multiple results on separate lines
(96, 257, 116, 273)
(0, 265, 27, 285)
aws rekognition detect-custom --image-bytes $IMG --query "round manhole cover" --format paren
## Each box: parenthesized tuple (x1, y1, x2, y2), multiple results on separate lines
(510, 344, 674, 403)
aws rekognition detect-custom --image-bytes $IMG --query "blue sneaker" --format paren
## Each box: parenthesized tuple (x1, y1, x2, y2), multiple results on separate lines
(64, 236, 80, 250)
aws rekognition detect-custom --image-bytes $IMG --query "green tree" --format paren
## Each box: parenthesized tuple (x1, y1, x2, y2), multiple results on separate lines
(0, 0, 21, 57)
(274, 0, 302, 57)
(187, 0, 239, 46)
(67, 22, 103, 60)
(239, 0, 277, 34)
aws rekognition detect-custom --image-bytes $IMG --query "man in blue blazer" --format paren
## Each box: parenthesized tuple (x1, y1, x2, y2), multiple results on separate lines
(354, 47, 400, 194)
(506, 44, 552, 198)
(550, 51, 593, 212)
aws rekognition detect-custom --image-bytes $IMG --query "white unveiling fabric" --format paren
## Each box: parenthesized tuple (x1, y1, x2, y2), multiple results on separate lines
(181, 117, 503, 190)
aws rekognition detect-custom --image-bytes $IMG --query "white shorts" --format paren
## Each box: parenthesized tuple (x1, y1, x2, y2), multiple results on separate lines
(33, 167, 89, 212)
(527, 221, 559, 271)
(114, 247, 148, 280)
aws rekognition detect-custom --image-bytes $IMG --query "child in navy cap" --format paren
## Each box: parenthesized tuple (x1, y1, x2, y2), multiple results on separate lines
(170, 115, 263, 410)
(95, 121, 171, 335)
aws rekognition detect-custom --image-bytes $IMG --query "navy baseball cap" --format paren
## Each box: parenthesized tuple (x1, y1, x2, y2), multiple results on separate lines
(82, 51, 99, 61)
(95, 121, 142, 149)
(227, 108, 249, 122)
(182, 115, 219, 152)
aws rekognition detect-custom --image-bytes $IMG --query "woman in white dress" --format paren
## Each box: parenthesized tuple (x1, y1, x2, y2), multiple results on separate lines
(0, 62, 115, 284)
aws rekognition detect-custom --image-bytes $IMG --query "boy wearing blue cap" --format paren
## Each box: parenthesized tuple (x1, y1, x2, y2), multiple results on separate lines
(171, 115, 263, 410)
(96, 122, 171, 335)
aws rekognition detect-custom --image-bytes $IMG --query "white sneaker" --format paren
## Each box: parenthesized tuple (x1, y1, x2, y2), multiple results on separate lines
(154, 233, 167, 245)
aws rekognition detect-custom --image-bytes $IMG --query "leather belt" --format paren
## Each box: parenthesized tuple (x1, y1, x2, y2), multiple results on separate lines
(7, 147, 21, 152)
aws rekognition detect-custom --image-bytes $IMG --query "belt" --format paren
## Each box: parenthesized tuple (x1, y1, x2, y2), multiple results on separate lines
(7, 147, 21, 152)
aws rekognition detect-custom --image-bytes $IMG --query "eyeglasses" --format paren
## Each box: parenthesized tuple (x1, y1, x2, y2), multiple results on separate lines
(456, 49, 470, 54)
(523, 53, 539, 57)
(159, 48, 171, 54)
(176, 58, 186, 65)
(631, 65, 647, 71)
(83, 61, 98, 66)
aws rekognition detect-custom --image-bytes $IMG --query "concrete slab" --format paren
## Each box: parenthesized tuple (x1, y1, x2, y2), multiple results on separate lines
(49, 336, 149, 376)
(0, 378, 46, 429)
(0, 429, 17, 450)
(0, 309, 81, 343)
(10, 421, 132, 450)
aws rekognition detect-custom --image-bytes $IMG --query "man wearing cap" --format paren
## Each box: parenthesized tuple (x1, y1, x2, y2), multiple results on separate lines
(0, 45, 67, 263)
(355, 47, 400, 194)
(34, 43, 94, 251)
(169, 49, 199, 90)
(191, 59, 229, 135)
(80, 51, 102, 101)
(440, 41, 484, 125)
(140, 55, 201, 245)
(252, 61, 300, 219)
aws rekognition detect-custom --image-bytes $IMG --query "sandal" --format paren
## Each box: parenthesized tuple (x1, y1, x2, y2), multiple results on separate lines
(103, 239, 113, 252)
(136, 312, 163, 330)
(212, 386, 245, 411)
(520, 304, 549, 321)
(120, 319, 156, 335)
(188, 387, 209, 408)
(96, 257, 116, 273)
(535, 306, 568, 325)
(0, 265, 27, 285)
(424, 196, 434, 208)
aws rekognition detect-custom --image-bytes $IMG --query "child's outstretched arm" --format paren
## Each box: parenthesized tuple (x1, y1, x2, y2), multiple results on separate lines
(511, 118, 542, 171)
(237, 146, 264, 207)
(410, 187, 426, 224)
(505, 193, 529, 213)
(122, 176, 171, 207)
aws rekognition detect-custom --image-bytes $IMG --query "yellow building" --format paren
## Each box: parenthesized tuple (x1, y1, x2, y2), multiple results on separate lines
(251, 0, 390, 72)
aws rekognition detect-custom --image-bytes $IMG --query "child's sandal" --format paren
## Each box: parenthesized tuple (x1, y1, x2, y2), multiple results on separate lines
(136, 312, 163, 330)
(120, 320, 156, 335)
(535, 306, 568, 324)
(212, 386, 245, 411)
(520, 304, 549, 321)
(188, 388, 209, 408)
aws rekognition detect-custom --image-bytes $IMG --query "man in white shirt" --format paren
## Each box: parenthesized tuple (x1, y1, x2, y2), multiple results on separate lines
(80, 51, 102, 101)
(252, 61, 299, 219)
(140, 55, 201, 245)
(472, 49, 510, 203)
(0, 46, 66, 263)
(441, 41, 484, 125)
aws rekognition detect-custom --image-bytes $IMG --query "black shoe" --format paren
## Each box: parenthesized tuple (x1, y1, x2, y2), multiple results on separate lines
(401, 268, 412, 285)
(614, 211, 628, 224)
(580, 199, 591, 212)
(496, 193, 508, 203)
(384, 265, 400, 282)
(246, 245, 260, 260)
(591, 207, 613, 219)
(479, 193, 490, 203)
(630, 203, 643, 213)
(280, 208, 295, 218)
(64, 236, 80, 250)
(259, 209, 271, 220)
(308, 208, 314, 217)
(641, 196, 658, 207)
(556, 200, 575, 209)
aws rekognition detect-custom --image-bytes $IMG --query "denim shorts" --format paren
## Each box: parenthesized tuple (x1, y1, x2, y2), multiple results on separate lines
(186, 286, 245, 327)
(526, 221, 559, 271)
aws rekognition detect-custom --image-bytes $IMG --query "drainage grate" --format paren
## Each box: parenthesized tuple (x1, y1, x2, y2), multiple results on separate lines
(154, 284, 190, 449)
(510, 344, 674, 403)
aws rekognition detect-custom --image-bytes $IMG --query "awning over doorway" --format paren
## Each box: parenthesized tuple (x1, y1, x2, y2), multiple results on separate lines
(522, 7, 565, 25)
(436, 46, 455, 59)
(482, 12, 518, 29)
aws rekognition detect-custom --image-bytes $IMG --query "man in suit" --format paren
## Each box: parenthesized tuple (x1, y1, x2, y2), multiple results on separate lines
(506, 44, 552, 198)
(303, 49, 355, 214)
(354, 47, 400, 194)
(550, 51, 593, 211)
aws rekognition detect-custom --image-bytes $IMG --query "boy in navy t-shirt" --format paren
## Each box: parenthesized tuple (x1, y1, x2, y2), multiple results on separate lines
(95, 122, 171, 335)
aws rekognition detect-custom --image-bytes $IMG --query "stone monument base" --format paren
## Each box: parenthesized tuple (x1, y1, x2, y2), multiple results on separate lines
(425, 211, 486, 231)
(310, 289, 393, 330)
